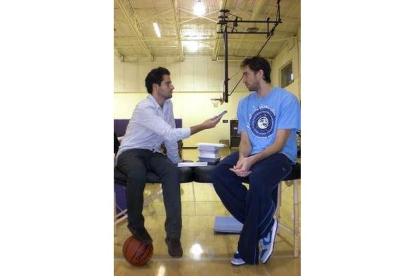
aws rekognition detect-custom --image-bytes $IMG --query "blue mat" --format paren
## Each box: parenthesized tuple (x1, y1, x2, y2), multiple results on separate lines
(214, 216, 243, 233)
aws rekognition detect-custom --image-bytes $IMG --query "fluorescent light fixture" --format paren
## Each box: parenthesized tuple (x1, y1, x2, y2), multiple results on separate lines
(153, 22, 161, 38)
(193, 0, 206, 16)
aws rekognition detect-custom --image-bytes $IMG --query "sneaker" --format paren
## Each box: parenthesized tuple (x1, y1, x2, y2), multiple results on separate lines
(127, 225, 153, 244)
(165, 237, 183, 258)
(260, 219, 278, 263)
(231, 251, 246, 266)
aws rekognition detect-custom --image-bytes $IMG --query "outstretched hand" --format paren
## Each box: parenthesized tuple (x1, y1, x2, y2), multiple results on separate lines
(202, 116, 221, 129)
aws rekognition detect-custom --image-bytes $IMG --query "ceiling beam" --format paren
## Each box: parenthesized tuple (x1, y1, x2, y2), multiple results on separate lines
(177, 8, 218, 24)
(179, 10, 219, 25)
(114, 48, 124, 62)
(170, 0, 184, 61)
(140, 9, 172, 22)
(118, 35, 290, 42)
(117, 37, 290, 43)
(115, 0, 154, 61)
(118, 45, 180, 49)
(121, 54, 274, 61)
(212, 0, 229, 61)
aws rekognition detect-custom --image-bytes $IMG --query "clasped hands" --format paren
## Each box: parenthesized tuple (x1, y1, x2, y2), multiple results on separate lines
(229, 156, 253, 177)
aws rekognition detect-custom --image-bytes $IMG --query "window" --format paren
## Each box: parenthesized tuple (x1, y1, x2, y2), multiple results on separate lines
(280, 61, 294, 88)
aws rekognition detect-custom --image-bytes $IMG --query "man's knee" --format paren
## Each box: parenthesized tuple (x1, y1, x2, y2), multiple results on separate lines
(212, 163, 230, 184)
(128, 170, 147, 184)
(158, 163, 180, 183)
(165, 163, 180, 177)
(248, 173, 275, 195)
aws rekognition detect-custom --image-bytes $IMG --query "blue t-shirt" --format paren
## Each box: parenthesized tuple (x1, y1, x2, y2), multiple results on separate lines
(237, 87, 301, 163)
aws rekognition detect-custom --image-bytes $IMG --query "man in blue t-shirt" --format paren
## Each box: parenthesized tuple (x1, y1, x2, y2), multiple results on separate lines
(212, 56, 301, 266)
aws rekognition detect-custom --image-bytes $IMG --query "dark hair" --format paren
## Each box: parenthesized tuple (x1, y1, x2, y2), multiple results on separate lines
(145, 67, 170, 94)
(241, 56, 271, 83)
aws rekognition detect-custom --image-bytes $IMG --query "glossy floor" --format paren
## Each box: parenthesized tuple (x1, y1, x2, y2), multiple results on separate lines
(114, 149, 301, 275)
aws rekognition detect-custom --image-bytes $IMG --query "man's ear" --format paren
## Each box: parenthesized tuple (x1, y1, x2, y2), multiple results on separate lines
(258, 69, 265, 80)
(152, 83, 159, 93)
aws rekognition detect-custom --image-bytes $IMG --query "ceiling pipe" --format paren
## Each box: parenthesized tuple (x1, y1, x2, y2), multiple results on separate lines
(170, 0, 184, 61)
(115, 0, 154, 61)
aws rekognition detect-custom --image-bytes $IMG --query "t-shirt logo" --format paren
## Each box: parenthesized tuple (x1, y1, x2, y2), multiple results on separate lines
(258, 117, 269, 129)
(249, 107, 275, 137)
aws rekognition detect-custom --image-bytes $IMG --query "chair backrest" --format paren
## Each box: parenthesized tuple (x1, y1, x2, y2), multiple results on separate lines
(114, 119, 130, 137)
(114, 132, 120, 155)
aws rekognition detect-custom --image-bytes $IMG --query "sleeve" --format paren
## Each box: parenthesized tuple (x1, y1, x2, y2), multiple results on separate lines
(277, 94, 301, 131)
(237, 99, 247, 134)
(164, 107, 181, 164)
(135, 104, 191, 142)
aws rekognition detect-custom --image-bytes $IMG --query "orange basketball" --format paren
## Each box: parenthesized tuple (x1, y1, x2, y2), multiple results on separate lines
(122, 236, 154, 266)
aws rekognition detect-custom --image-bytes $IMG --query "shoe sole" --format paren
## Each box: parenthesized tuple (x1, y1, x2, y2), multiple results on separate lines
(169, 252, 183, 258)
(262, 220, 278, 264)
(130, 234, 152, 244)
(128, 227, 153, 244)
(231, 251, 246, 266)
(231, 260, 246, 266)
(134, 237, 152, 244)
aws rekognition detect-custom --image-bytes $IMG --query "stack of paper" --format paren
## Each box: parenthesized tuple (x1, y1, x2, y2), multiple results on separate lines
(196, 143, 226, 164)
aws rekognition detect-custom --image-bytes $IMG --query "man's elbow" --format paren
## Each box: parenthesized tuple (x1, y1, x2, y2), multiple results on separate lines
(163, 133, 180, 142)
(163, 136, 177, 142)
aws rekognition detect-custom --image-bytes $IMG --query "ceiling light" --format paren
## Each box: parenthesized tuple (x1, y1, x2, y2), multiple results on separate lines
(193, 0, 206, 16)
(153, 22, 161, 38)
(185, 41, 199, 52)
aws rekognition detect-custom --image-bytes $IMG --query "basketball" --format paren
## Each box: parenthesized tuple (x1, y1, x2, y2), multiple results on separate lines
(122, 236, 153, 266)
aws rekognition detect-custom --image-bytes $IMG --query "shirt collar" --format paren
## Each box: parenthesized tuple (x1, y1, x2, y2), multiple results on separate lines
(147, 94, 163, 110)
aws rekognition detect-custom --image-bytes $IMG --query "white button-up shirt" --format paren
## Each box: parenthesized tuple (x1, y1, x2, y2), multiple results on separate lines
(117, 95, 191, 164)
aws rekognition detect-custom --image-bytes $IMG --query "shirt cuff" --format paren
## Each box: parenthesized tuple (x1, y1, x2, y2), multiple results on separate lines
(182, 127, 191, 139)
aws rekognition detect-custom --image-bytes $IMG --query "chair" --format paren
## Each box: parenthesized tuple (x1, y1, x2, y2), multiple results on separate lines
(277, 163, 301, 257)
(192, 162, 301, 257)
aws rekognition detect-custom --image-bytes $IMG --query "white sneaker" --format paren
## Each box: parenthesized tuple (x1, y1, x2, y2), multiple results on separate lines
(231, 251, 246, 266)
(260, 219, 278, 263)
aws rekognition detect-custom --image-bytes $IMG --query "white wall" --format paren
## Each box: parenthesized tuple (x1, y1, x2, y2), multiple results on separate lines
(271, 27, 301, 100)
(114, 56, 247, 93)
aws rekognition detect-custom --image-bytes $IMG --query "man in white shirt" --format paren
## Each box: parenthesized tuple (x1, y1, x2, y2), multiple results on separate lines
(116, 67, 220, 258)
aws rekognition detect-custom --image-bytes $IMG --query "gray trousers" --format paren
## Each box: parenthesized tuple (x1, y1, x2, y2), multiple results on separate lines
(116, 149, 182, 239)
